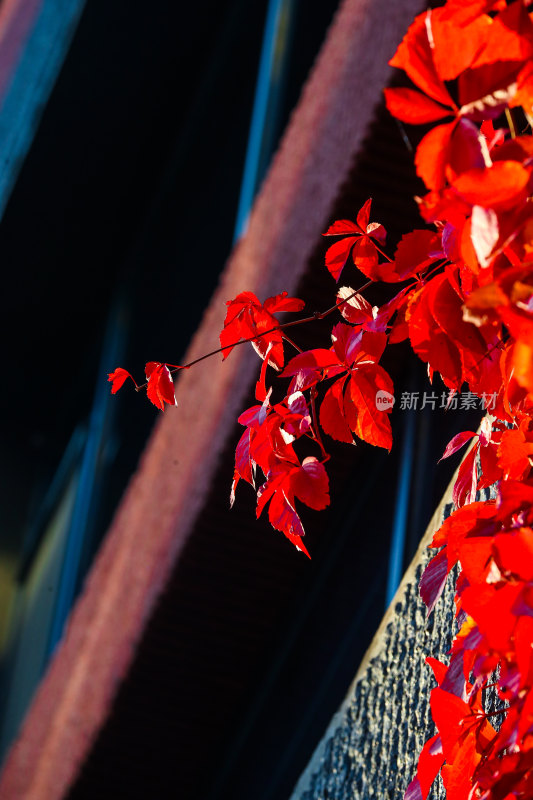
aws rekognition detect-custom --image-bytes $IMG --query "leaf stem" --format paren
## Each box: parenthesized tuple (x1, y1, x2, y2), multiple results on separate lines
(373, 242, 393, 263)
(282, 333, 303, 353)
(309, 386, 330, 462)
(505, 108, 517, 139)
(418, 259, 450, 283)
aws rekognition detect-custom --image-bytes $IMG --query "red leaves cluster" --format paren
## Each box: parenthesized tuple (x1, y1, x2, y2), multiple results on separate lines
(220, 291, 305, 369)
(109, 1, 533, 790)
(280, 325, 393, 450)
(384, 3, 533, 192)
(380, 1, 533, 797)
(223, 292, 395, 554)
(411, 482, 533, 800)
(230, 387, 329, 556)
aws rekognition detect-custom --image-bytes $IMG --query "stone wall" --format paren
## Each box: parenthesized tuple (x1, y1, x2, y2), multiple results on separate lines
(291, 483, 498, 800)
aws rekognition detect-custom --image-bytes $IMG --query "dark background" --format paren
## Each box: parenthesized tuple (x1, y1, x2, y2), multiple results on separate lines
(0, 1, 482, 797)
(0, 0, 340, 568)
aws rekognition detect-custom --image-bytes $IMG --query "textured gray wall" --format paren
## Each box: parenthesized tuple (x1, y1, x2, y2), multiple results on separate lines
(291, 482, 499, 800)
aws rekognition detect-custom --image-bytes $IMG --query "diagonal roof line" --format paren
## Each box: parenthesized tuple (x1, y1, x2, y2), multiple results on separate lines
(0, 0, 87, 219)
(0, 1, 422, 797)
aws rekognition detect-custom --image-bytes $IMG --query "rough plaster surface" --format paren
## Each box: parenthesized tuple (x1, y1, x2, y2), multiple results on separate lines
(291, 483, 498, 800)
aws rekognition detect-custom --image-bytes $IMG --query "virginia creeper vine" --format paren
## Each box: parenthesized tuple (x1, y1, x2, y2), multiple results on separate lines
(109, 1, 533, 796)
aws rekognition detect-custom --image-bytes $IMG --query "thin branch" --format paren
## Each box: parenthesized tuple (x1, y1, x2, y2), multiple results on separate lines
(135, 278, 374, 390)
(282, 333, 303, 353)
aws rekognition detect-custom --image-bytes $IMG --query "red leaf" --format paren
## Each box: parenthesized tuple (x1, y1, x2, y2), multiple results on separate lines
(457, 534, 494, 586)
(452, 162, 531, 212)
(356, 331, 388, 364)
(262, 291, 305, 314)
(426, 657, 448, 686)
(414, 733, 445, 799)
(431, 275, 486, 358)
(431, 11, 492, 81)
(448, 118, 488, 180)
(287, 368, 327, 395)
(255, 344, 271, 402)
(439, 431, 477, 462)
(108, 367, 137, 394)
(365, 223, 386, 245)
(291, 457, 330, 510)
(480, 119, 505, 150)
(323, 219, 359, 236)
(346, 363, 394, 450)
(440, 653, 469, 699)
(404, 777, 423, 800)
(250, 333, 285, 372)
(478, 441, 502, 490)
(389, 12, 456, 108)
(371, 288, 412, 338)
(221, 292, 268, 358)
(494, 529, 533, 582)
(320, 377, 353, 444)
(453, 446, 478, 508)
(458, 61, 522, 121)
(430, 687, 472, 763)
(336, 287, 375, 325)
(515, 615, 533, 687)
(497, 480, 533, 519)
(358, 200, 385, 239)
(230, 428, 253, 506)
(351, 237, 379, 279)
(441, 735, 481, 800)
(368, 262, 408, 283)
(256, 457, 330, 556)
(418, 117, 484, 193)
(491, 134, 533, 164)
(384, 87, 452, 124)
(470, 1, 533, 71)
(408, 281, 463, 389)
(393, 230, 442, 280)
(265, 488, 307, 546)
(280, 349, 342, 378)
(325, 236, 357, 281)
(234, 430, 253, 483)
(238, 402, 265, 429)
(220, 291, 301, 369)
(284, 531, 311, 558)
(415, 122, 456, 191)
(497, 426, 533, 480)
(432, 500, 495, 563)
(144, 361, 160, 378)
(331, 323, 363, 366)
(461, 582, 523, 653)
(439, 0, 505, 25)
(356, 198, 372, 230)
(470, 205, 499, 268)
(331, 325, 387, 369)
(512, 59, 533, 111)
(324, 202, 387, 282)
(420, 548, 449, 616)
(145, 362, 177, 410)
